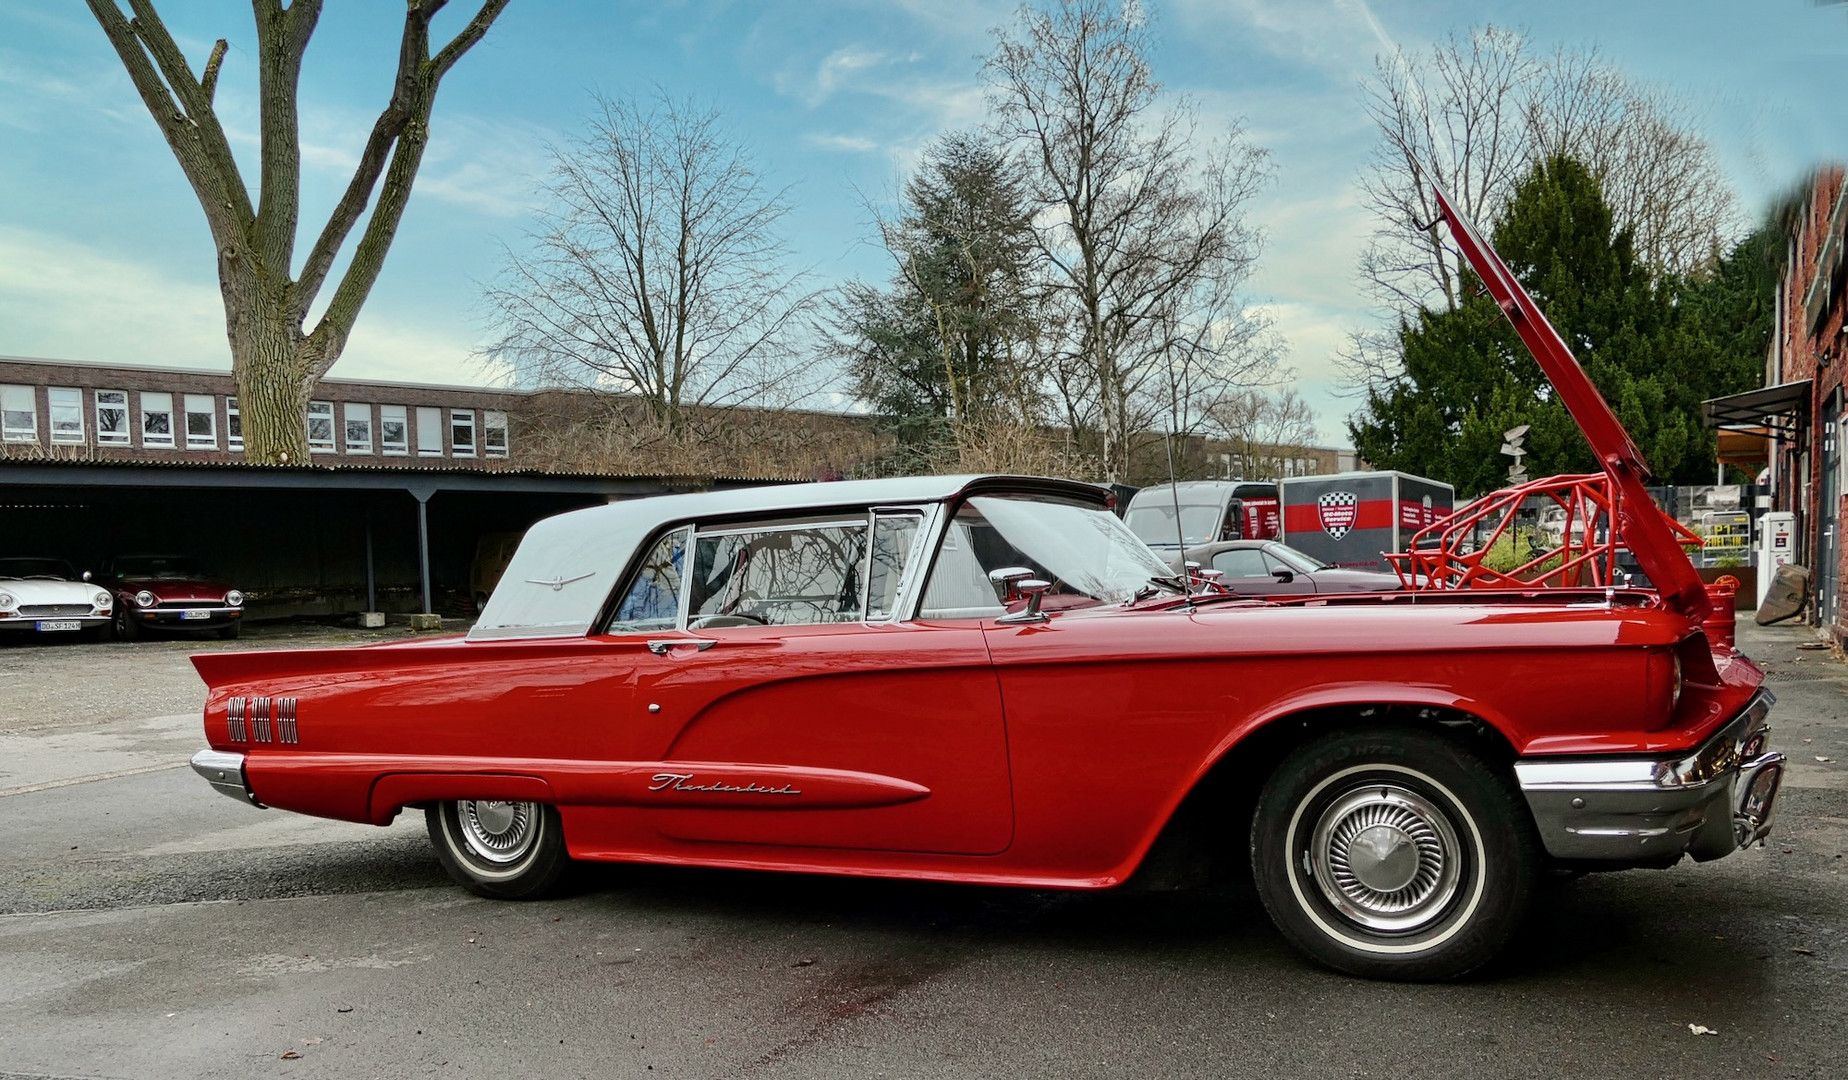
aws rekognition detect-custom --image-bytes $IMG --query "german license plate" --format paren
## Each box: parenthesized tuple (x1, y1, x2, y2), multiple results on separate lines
(181, 610, 210, 620)
(35, 620, 80, 632)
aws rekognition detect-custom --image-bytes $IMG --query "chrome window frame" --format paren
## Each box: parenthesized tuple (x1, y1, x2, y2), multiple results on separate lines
(863, 505, 932, 622)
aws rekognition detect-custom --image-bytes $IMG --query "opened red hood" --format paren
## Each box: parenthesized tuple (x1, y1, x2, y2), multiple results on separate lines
(1432, 185, 1710, 621)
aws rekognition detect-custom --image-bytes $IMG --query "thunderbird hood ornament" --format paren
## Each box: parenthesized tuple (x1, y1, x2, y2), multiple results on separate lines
(1431, 184, 1710, 621)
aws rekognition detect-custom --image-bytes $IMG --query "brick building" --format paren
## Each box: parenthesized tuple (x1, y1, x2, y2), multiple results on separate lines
(1708, 165, 1848, 631)
(0, 356, 760, 622)
(1, 356, 521, 466)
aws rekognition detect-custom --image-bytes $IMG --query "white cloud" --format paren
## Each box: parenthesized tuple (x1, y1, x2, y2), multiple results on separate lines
(1173, 0, 1416, 80)
(0, 226, 230, 368)
(777, 46, 891, 107)
(803, 133, 881, 153)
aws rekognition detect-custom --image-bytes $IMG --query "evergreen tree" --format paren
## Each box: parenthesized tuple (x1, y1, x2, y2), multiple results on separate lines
(829, 133, 1043, 464)
(1350, 155, 1771, 495)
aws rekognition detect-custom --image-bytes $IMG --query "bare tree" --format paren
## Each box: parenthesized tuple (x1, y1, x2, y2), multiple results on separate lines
(984, 0, 1272, 483)
(1526, 48, 1740, 274)
(86, 0, 510, 463)
(1358, 26, 1737, 311)
(1355, 25, 1535, 318)
(483, 93, 815, 435)
(1209, 387, 1319, 481)
(1344, 25, 1740, 395)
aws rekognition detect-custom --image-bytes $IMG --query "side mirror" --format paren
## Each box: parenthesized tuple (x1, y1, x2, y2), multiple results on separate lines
(1271, 568, 1294, 583)
(988, 565, 1036, 601)
(81, 570, 92, 582)
(996, 578, 1051, 624)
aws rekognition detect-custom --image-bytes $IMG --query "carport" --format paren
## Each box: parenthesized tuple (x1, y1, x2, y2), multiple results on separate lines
(0, 460, 735, 620)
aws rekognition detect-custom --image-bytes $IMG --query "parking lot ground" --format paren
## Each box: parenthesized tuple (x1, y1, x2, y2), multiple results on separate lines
(0, 617, 1842, 1079)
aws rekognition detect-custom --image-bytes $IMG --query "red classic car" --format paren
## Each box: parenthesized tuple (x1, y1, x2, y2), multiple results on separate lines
(100, 553, 245, 640)
(185, 193, 1785, 981)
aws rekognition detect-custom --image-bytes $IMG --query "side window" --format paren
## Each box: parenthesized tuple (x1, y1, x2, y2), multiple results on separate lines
(609, 527, 688, 632)
(865, 512, 921, 620)
(1219, 503, 1243, 541)
(918, 504, 1034, 619)
(1211, 548, 1270, 577)
(687, 521, 868, 627)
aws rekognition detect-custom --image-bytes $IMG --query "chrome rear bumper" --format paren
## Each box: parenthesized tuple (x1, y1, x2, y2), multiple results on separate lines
(190, 748, 264, 808)
(1514, 689, 1783, 865)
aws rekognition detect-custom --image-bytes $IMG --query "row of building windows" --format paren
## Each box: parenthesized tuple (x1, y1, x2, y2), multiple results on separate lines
(0, 385, 508, 458)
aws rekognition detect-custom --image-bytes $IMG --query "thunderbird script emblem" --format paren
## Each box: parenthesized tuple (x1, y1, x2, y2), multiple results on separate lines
(525, 571, 595, 591)
(1317, 491, 1358, 540)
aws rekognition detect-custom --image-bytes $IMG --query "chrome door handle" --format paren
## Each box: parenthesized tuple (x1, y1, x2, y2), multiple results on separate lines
(646, 639, 718, 655)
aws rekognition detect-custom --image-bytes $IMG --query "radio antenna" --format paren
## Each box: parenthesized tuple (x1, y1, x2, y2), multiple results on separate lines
(1162, 384, 1195, 612)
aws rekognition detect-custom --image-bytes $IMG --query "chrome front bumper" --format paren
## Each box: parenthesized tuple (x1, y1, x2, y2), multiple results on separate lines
(1515, 689, 1784, 865)
(190, 749, 264, 808)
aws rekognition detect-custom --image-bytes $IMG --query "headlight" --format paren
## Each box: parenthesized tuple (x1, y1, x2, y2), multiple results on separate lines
(0, 591, 14, 611)
(135, 590, 156, 608)
(93, 591, 112, 609)
(225, 590, 244, 607)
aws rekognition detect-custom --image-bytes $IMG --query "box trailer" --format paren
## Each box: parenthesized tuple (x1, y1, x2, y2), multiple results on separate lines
(1279, 471, 1454, 573)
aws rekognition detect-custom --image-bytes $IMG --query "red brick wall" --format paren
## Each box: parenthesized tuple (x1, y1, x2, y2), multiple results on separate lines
(0, 358, 524, 468)
(1773, 166, 1848, 628)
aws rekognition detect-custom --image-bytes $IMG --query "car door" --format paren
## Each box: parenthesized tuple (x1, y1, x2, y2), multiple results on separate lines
(623, 509, 1014, 856)
(1208, 546, 1310, 594)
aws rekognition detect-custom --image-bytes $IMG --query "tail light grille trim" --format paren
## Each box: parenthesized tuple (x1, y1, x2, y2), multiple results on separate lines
(225, 695, 300, 744)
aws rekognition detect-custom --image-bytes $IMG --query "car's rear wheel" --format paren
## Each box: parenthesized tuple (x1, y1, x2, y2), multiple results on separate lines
(426, 800, 568, 899)
(1250, 726, 1539, 981)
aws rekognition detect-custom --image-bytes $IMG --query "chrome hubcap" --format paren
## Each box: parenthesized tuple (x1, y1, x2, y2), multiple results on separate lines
(456, 800, 537, 865)
(1310, 784, 1462, 932)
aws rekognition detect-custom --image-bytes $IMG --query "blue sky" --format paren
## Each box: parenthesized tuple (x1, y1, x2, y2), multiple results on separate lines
(1, 1, 1842, 447)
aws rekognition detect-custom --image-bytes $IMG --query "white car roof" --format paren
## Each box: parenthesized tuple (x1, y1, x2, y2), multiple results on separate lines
(468, 474, 1107, 641)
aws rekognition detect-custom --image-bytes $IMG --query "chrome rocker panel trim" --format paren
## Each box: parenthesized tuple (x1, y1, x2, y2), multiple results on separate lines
(190, 748, 264, 808)
(1514, 688, 1782, 864)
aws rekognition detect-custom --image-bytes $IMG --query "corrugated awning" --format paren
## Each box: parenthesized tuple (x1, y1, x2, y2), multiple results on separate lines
(1701, 380, 1811, 437)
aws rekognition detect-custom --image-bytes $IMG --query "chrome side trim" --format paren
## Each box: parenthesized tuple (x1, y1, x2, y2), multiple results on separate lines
(189, 748, 263, 808)
(227, 696, 247, 742)
(278, 697, 298, 744)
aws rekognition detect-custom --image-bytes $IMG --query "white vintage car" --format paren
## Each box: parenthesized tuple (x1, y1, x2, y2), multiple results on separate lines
(0, 557, 113, 640)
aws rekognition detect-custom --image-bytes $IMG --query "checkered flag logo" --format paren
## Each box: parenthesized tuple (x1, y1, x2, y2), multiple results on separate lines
(1317, 491, 1358, 540)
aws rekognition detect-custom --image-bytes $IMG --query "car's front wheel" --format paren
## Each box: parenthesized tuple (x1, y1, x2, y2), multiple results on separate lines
(110, 605, 139, 641)
(426, 800, 568, 899)
(1250, 726, 1539, 981)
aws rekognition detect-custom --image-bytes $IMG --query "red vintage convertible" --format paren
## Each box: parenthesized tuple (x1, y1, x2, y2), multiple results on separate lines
(187, 193, 1784, 981)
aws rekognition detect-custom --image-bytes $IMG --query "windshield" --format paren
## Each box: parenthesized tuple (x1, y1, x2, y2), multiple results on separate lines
(1124, 502, 1225, 548)
(0, 557, 77, 580)
(920, 495, 1176, 616)
(1265, 543, 1332, 573)
(113, 555, 206, 579)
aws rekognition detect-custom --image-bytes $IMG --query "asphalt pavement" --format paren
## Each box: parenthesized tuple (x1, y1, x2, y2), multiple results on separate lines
(0, 618, 1843, 1080)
